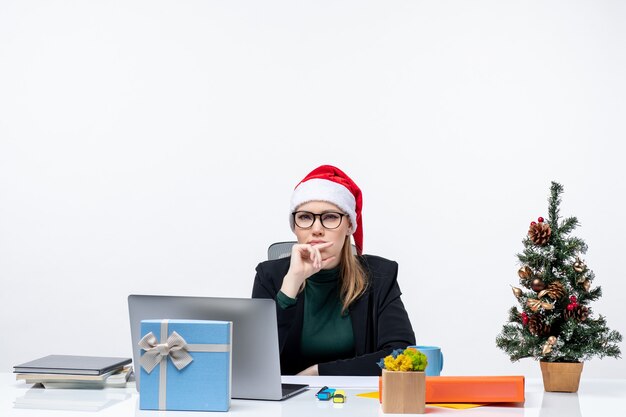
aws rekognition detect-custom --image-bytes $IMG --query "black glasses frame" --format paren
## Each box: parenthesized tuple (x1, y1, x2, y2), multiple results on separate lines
(292, 211, 347, 230)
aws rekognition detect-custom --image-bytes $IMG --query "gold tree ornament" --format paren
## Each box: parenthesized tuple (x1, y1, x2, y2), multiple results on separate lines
(518, 266, 533, 280)
(527, 298, 553, 312)
(582, 279, 591, 292)
(531, 278, 546, 292)
(527, 298, 542, 312)
(573, 257, 586, 273)
(511, 286, 523, 298)
(542, 341, 553, 355)
(526, 298, 541, 313)
(528, 222, 551, 246)
(542, 335, 558, 355)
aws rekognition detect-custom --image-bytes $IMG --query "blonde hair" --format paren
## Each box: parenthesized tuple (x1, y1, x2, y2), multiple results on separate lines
(339, 235, 368, 314)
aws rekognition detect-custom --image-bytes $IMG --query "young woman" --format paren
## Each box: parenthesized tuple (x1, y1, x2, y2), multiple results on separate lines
(252, 165, 415, 376)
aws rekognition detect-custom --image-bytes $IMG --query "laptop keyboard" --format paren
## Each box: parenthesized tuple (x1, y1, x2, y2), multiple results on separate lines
(281, 383, 309, 399)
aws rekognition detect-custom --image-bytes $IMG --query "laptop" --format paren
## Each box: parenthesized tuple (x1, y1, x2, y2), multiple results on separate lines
(127, 294, 308, 400)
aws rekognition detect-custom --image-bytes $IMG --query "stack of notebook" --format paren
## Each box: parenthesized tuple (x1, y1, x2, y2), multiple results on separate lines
(14, 355, 132, 389)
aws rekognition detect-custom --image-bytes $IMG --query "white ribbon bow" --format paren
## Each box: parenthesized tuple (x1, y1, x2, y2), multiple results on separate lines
(139, 331, 194, 373)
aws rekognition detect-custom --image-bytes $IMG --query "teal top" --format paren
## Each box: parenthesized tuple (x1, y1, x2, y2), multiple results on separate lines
(277, 267, 355, 361)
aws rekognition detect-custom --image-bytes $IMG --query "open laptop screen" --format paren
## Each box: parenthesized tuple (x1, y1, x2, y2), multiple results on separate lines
(128, 295, 306, 400)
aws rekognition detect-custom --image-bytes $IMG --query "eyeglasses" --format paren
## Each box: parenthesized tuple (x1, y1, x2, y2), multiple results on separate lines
(292, 211, 347, 230)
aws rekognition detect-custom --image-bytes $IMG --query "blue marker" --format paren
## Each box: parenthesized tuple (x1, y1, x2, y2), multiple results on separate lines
(316, 386, 336, 401)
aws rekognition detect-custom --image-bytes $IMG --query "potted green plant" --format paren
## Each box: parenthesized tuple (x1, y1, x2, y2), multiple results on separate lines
(496, 182, 622, 392)
(378, 347, 427, 414)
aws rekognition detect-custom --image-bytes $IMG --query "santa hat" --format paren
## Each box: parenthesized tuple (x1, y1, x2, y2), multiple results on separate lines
(289, 165, 363, 255)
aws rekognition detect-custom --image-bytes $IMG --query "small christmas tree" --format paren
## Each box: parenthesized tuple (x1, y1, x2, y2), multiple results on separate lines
(496, 182, 622, 363)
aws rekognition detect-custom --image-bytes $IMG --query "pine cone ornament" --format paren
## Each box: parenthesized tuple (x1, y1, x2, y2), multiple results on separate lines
(528, 222, 552, 246)
(578, 306, 589, 321)
(528, 314, 551, 336)
(538, 282, 566, 300)
(564, 305, 589, 321)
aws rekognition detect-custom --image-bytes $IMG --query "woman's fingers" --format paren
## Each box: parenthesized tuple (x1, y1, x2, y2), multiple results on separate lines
(314, 241, 334, 250)
(313, 245, 323, 269)
(295, 244, 317, 260)
(310, 242, 333, 268)
(294, 245, 313, 261)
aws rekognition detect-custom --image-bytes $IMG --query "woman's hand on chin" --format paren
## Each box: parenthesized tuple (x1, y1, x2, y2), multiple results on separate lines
(281, 242, 335, 298)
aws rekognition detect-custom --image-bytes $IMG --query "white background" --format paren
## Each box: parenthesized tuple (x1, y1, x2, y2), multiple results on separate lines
(1, 0, 624, 378)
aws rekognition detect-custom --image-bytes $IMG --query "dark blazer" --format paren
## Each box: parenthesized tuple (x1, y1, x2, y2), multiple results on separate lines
(252, 254, 416, 375)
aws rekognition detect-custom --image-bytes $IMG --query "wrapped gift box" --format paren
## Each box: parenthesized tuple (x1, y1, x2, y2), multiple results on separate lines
(139, 319, 232, 412)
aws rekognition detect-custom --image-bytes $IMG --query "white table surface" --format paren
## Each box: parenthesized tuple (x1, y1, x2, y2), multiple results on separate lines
(2, 373, 625, 417)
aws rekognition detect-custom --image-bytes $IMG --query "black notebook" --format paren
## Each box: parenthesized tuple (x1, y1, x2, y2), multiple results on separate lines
(14, 355, 132, 375)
